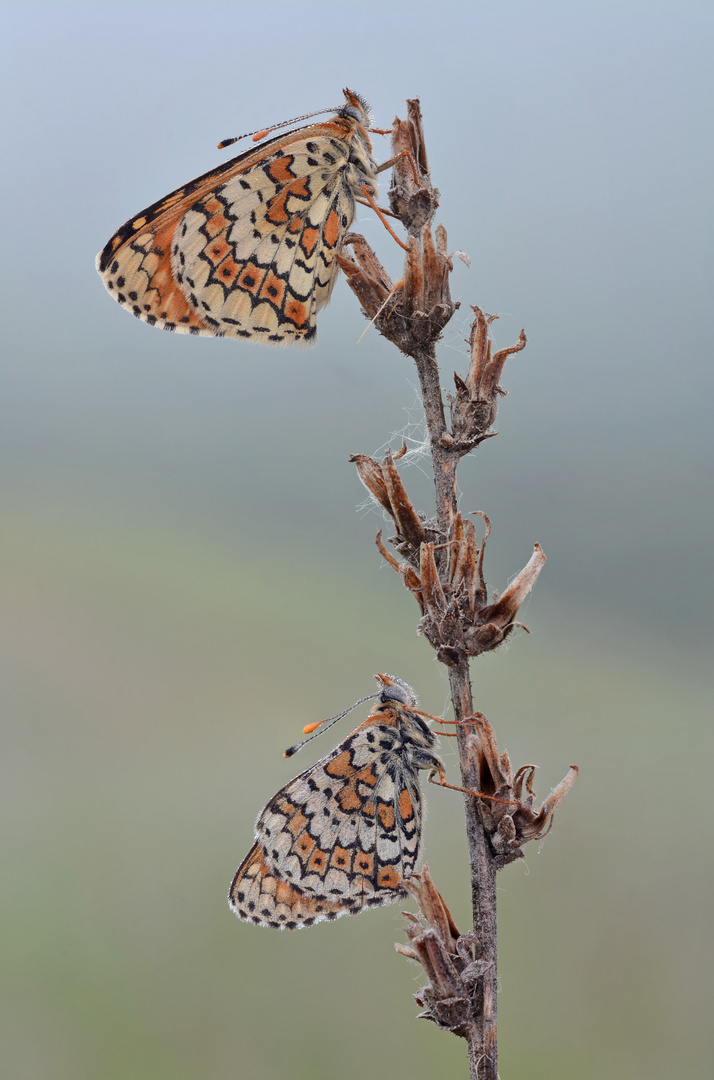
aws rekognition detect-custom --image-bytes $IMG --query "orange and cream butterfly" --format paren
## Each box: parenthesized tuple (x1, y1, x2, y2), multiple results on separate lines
(97, 89, 386, 344)
(229, 675, 448, 930)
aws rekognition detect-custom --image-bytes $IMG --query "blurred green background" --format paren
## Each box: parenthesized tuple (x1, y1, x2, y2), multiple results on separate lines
(2, 2, 712, 1077)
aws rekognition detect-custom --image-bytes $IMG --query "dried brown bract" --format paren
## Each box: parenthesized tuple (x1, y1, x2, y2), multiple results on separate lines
(447, 307, 527, 453)
(350, 447, 428, 554)
(352, 436, 547, 664)
(395, 865, 487, 1039)
(461, 712, 578, 866)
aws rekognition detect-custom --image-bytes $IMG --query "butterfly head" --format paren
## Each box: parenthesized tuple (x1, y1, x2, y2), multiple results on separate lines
(374, 673, 417, 707)
(339, 88, 373, 130)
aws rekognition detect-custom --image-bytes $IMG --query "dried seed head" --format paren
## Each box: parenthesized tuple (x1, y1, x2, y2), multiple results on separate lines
(461, 713, 578, 866)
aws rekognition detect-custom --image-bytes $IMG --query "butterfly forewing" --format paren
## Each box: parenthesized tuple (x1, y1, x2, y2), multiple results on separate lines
(97, 92, 379, 344)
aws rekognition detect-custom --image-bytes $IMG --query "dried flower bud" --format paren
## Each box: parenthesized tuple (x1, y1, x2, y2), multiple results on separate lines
(350, 453, 392, 514)
(376, 502, 546, 664)
(396, 865, 479, 1037)
(352, 449, 426, 554)
(448, 307, 527, 451)
(461, 713, 578, 866)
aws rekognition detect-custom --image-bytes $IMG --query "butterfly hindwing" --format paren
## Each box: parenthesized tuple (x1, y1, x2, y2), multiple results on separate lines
(170, 142, 354, 342)
(97, 91, 379, 344)
(255, 722, 410, 901)
(229, 843, 354, 930)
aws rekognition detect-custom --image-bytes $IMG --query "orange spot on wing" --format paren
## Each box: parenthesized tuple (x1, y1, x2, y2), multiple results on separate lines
(398, 788, 414, 821)
(266, 156, 297, 184)
(306, 848, 328, 873)
(378, 804, 395, 829)
(330, 847, 352, 871)
(288, 177, 310, 200)
(355, 765, 378, 787)
(237, 263, 265, 295)
(377, 866, 401, 889)
(284, 299, 308, 328)
(300, 226, 319, 256)
(326, 751, 353, 778)
(204, 211, 230, 238)
(156, 191, 185, 212)
(323, 209, 340, 249)
(206, 237, 232, 266)
(259, 272, 286, 306)
(354, 851, 374, 876)
(217, 255, 240, 287)
(337, 786, 361, 812)
(295, 831, 315, 857)
(266, 192, 290, 225)
(267, 178, 310, 227)
(275, 879, 294, 905)
(287, 810, 309, 836)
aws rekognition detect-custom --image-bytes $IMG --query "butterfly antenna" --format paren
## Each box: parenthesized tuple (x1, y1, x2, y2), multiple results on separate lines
(284, 693, 378, 758)
(217, 105, 340, 150)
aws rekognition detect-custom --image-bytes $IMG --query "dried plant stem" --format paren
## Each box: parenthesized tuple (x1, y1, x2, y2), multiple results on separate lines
(416, 344, 499, 1077)
(339, 98, 576, 1080)
(411, 350, 455, 527)
(451, 656, 498, 1077)
(409, 343, 492, 1072)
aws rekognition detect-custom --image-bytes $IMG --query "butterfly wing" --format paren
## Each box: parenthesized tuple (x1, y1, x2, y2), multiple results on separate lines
(229, 843, 352, 930)
(97, 121, 364, 343)
(229, 717, 426, 928)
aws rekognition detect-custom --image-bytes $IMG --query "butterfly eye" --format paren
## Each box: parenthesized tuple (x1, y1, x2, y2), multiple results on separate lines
(342, 105, 363, 122)
(375, 673, 416, 706)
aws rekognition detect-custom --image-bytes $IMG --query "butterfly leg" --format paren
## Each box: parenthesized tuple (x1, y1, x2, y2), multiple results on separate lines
(427, 770, 518, 807)
(409, 746, 513, 803)
(354, 196, 401, 219)
(359, 186, 409, 251)
(376, 149, 422, 185)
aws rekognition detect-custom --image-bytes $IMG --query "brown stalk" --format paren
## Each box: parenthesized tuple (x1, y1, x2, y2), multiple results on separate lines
(339, 98, 576, 1079)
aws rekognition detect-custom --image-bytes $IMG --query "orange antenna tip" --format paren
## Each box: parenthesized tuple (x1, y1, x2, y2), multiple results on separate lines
(302, 721, 323, 735)
(252, 128, 271, 141)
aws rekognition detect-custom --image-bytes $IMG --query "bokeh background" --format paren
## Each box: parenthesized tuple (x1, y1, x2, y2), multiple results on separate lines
(2, 2, 712, 1077)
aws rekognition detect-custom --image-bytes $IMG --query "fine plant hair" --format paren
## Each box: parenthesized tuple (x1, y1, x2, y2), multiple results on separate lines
(334, 98, 577, 1079)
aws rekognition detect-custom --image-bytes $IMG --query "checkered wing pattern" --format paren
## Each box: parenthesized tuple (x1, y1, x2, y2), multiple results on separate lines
(229, 686, 444, 930)
(97, 90, 379, 344)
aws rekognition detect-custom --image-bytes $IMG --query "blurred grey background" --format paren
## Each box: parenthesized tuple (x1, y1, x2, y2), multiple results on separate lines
(2, 2, 712, 1077)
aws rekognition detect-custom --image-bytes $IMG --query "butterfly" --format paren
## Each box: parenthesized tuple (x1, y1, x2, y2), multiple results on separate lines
(96, 89, 384, 344)
(229, 674, 448, 930)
